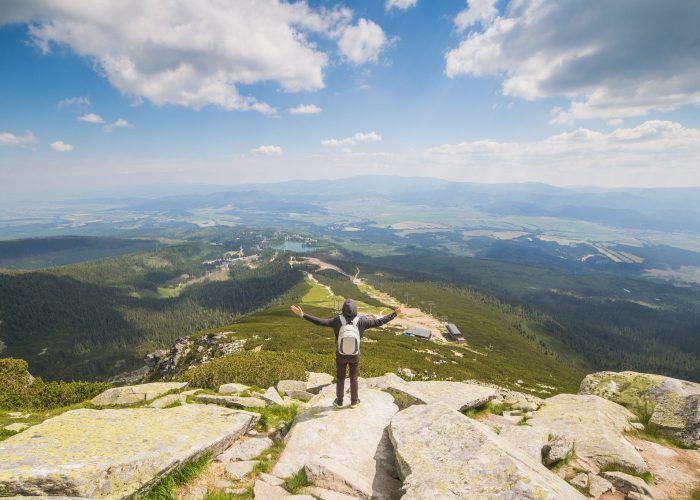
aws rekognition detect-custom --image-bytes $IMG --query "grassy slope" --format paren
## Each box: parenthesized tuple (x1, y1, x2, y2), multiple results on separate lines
(180, 271, 582, 394)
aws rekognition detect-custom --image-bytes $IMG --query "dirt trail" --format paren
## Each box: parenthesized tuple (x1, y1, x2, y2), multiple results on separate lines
(299, 257, 447, 341)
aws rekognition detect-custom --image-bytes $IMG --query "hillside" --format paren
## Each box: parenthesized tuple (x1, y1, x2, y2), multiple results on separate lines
(0, 239, 304, 380)
(332, 254, 700, 382)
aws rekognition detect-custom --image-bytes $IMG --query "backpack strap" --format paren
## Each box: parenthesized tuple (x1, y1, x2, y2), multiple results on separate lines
(339, 316, 346, 326)
(351, 316, 359, 326)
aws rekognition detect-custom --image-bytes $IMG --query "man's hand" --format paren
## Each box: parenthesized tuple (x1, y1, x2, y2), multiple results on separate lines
(290, 305, 304, 317)
(394, 305, 403, 315)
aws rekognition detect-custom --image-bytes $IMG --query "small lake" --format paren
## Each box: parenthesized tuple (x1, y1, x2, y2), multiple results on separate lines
(275, 241, 319, 253)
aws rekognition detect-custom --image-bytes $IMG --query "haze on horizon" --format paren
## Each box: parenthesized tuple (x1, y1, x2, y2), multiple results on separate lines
(1, 0, 700, 201)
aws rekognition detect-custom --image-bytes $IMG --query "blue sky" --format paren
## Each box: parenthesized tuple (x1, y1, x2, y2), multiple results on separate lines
(1, 0, 700, 199)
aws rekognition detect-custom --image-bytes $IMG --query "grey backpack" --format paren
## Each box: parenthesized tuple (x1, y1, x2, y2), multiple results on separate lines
(338, 316, 361, 356)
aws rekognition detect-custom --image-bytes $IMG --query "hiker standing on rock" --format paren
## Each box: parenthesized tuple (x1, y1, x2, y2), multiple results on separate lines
(291, 299, 402, 408)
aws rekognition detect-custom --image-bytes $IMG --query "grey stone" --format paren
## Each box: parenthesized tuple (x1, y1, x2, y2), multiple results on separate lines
(259, 472, 284, 486)
(224, 460, 257, 480)
(273, 389, 400, 500)
(277, 379, 307, 394)
(542, 434, 574, 466)
(498, 425, 550, 462)
(389, 403, 585, 499)
(218, 383, 250, 394)
(569, 472, 588, 489)
(216, 436, 273, 462)
(601, 471, 656, 498)
(3, 423, 28, 432)
(286, 390, 314, 402)
(301, 486, 360, 500)
(588, 474, 614, 498)
(253, 479, 288, 499)
(195, 394, 267, 408)
(306, 372, 334, 394)
(0, 405, 256, 498)
(259, 386, 285, 406)
(91, 382, 187, 406)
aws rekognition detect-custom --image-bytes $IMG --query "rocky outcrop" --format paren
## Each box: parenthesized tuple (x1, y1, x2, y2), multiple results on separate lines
(365, 373, 498, 411)
(601, 471, 657, 498)
(306, 372, 333, 394)
(195, 394, 267, 408)
(146, 393, 187, 408)
(219, 383, 250, 394)
(272, 389, 401, 499)
(389, 403, 585, 499)
(580, 370, 700, 448)
(0, 404, 257, 498)
(91, 382, 187, 406)
(528, 393, 648, 473)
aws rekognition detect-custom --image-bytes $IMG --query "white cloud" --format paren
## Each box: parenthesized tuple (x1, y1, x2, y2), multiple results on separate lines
(445, 1, 700, 122)
(322, 131, 382, 147)
(338, 19, 388, 65)
(289, 104, 322, 115)
(0, 131, 37, 146)
(57, 96, 90, 108)
(386, 0, 417, 11)
(3, 1, 359, 114)
(104, 118, 132, 132)
(78, 113, 105, 124)
(251, 145, 283, 155)
(50, 140, 74, 152)
(454, 0, 498, 31)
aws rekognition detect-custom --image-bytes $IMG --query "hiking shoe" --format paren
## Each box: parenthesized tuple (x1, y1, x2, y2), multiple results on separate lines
(350, 400, 360, 408)
(334, 400, 343, 409)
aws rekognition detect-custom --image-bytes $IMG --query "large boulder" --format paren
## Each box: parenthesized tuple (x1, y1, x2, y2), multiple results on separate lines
(389, 403, 585, 499)
(580, 371, 700, 448)
(272, 389, 401, 499)
(366, 373, 498, 411)
(91, 382, 187, 406)
(528, 393, 648, 473)
(0, 405, 256, 498)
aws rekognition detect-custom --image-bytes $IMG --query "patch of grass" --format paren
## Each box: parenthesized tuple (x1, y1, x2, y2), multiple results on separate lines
(252, 441, 285, 474)
(692, 487, 700, 500)
(203, 488, 252, 500)
(162, 400, 183, 409)
(144, 452, 212, 499)
(284, 469, 312, 494)
(629, 421, 692, 450)
(246, 404, 298, 433)
(386, 389, 413, 410)
(464, 401, 513, 419)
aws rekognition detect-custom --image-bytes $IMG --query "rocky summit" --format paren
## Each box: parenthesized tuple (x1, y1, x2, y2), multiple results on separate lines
(580, 370, 700, 448)
(389, 403, 585, 499)
(0, 404, 257, 498)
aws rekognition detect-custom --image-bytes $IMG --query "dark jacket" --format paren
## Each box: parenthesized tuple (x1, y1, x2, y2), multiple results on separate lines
(302, 298, 397, 361)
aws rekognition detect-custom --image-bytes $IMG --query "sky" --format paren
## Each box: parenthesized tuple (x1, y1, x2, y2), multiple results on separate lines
(1, 0, 700, 200)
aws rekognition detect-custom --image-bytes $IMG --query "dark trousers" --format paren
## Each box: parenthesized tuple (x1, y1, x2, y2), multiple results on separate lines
(336, 357, 359, 403)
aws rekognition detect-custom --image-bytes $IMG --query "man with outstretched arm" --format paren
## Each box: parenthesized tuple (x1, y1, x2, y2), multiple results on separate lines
(291, 298, 402, 408)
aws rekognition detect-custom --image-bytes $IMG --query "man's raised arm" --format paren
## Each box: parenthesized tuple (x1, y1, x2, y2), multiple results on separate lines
(290, 304, 334, 327)
(361, 305, 403, 329)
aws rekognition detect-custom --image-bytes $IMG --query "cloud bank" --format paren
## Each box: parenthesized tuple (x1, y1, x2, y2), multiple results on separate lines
(446, 0, 700, 123)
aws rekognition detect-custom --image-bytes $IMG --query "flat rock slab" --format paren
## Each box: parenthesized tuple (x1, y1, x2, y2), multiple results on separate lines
(0, 405, 256, 498)
(389, 403, 585, 499)
(218, 383, 250, 394)
(195, 394, 267, 408)
(216, 436, 273, 462)
(278, 379, 307, 394)
(273, 389, 400, 499)
(91, 382, 187, 406)
(306, 372, 334, 394)
(529, 393, 648, 473)
(224, 460, 258, 480)
(365, 373, 497, 411)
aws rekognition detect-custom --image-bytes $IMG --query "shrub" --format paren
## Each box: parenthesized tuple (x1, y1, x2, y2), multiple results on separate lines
(0, 358, 111, 411)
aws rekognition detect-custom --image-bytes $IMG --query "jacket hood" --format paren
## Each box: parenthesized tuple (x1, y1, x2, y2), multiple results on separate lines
(342, 298, 357, 319)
